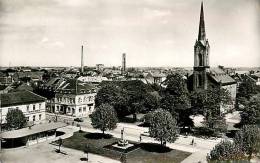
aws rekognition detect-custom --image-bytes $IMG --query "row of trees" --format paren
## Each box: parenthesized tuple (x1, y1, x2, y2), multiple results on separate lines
(208, 125, 260, 161)
(95, 74, 232, 137)
(90, 103, 179, 147)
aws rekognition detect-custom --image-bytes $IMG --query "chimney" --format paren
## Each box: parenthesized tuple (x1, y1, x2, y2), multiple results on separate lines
(81, 45, 84, 73)
(122, 53, 126, 74)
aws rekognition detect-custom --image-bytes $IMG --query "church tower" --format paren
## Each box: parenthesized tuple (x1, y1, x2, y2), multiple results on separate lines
(193, 2, 210, 91)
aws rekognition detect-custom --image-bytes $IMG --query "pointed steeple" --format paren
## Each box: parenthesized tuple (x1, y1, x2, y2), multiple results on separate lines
(198, 2, 206, 41)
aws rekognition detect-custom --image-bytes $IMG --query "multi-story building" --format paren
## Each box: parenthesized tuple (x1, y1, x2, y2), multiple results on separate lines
(0, 90, 46, 124)
(46, 79, 96, 117)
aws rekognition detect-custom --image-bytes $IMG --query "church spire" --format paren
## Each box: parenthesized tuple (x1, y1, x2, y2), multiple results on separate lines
(198, 2, 206, 41)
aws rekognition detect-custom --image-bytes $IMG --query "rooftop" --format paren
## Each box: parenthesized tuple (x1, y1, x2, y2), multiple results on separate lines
(0, 90, 46, 107)
(1, 122, 67, 139)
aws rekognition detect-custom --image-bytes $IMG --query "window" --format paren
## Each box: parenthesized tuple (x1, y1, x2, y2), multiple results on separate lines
(198, 75, 203, 87)
(198, 53, 203, 66)
(39, 104, 41, 110)
(83, 107, 86, 112)
(26, 117, 29, 121)
(78, 98, 82, 103)
(27, 105, 29, 112)
(33, 115, 36, 121)
(39, 114, 42, 120)
(72, 108, 75, 114)
(33, 105, 36, 111)
(79, 107, 82, 113)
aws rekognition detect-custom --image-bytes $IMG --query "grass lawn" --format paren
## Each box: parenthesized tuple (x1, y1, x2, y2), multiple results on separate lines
(60, 131, 191, 163)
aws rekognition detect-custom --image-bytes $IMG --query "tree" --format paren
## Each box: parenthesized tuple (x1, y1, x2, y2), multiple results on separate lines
(191, 87, 231, 136)
(240, 94, 260, 126)
(237, 77, 257, 108)
(149, 109, 179, 146)
(234, 125, 260, 161)
(6, 109, 27, 130)
(160, 74, 191, 128)
(208, 140, 244, 161)
(90, 103, 118, 135)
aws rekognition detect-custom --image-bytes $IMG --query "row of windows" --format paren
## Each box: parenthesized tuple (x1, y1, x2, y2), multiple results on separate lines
(26, 104, 41, 112)
(57, 96, 94, 104)
(8, 104, 42, 113)
(56, 106, 92, 113)
(26, 114, 42, 122)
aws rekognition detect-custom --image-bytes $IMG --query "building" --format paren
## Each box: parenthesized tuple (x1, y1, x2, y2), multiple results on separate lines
(0, 90, 46, 124)
(144, 71, 166, 84)
(250, 73, 260, 85)
(1, 122, 67, 148)
(96, 64, 105, 72)
(0, 72, 13, 85)
(78, 76, 109, 85)
(121, 53, 126, 74)
(46, 79, 96, 117)
(188, 2, 237, 112)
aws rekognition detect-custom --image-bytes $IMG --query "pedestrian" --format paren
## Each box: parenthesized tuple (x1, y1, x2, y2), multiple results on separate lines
(139, 135, 142, 142)
(191, 138, 194, 146)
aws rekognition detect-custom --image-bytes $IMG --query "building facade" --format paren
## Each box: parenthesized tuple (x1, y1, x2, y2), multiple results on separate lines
(0, 91, 46, 124)
(46, 79, 96, 117)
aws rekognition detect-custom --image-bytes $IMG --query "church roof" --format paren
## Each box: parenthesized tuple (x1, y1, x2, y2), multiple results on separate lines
(209, 68, 236, 85)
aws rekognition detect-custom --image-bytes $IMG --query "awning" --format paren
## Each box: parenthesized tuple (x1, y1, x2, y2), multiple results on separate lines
(1, 122, 67, 139)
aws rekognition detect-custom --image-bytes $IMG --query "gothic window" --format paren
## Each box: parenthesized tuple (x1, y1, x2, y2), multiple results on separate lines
(198, 75, 203, 87)
(198, 53, 203, 66)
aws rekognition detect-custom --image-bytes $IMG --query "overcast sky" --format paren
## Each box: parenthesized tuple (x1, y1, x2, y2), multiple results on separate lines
(0, 0, 259, 67)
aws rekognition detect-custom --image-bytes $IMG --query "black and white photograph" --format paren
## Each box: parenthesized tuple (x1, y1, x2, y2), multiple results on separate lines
(0, 0, 260, 163)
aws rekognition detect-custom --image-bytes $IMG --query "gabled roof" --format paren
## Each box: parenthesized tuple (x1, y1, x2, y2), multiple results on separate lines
(0, 91, 46, 107)
(56, 79, 96, 95)
(209, 68, 236, 85)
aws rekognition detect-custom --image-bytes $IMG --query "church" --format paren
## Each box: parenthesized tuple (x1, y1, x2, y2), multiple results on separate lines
(188, 2, 237, 112)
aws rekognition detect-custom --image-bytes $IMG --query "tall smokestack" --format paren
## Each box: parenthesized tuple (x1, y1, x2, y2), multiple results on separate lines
(81, 45, 84, 73)
(122, 53, 126, 74)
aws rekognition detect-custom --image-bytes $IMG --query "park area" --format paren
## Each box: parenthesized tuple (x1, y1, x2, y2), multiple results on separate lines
(60, 131, 191, 163)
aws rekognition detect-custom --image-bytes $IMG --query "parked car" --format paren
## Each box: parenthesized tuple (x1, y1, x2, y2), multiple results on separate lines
(74, 118, 84, 122)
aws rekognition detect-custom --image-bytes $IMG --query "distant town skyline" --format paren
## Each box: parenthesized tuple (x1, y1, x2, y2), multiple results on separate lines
(0, 0, 259, 67)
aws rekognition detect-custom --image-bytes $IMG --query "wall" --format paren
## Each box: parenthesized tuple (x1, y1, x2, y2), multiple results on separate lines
(1, 102, 46, 124)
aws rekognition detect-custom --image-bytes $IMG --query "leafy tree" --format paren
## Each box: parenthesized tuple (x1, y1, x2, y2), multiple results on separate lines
(234, 125, 260, 161)
(6, 109, 27, 130)
(240, 94, 260, 126)
(96, 80, 157, 120)
(237, 77, 257, 108)
(208, 140, 245, 161)
(95, 84, 122, 107)
(160, 73, 191, 128)
(90, 103, 118, 135)
(149, 109, 179, 146)
(191, 87, 231, 135)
